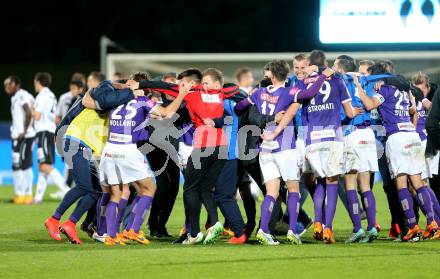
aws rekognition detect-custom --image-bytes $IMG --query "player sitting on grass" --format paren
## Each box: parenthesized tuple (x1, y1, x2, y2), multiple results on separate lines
(98, 77, 191, 245)
(235, 60, 331, 245)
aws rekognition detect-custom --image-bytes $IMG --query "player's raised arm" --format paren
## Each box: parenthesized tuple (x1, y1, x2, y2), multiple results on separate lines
(352, 75, 382, 110)
(128, 79, 180, 98)
(82, 89, 96, 109)
(152, 82, 191, 117)
(292, 67, 333, 101)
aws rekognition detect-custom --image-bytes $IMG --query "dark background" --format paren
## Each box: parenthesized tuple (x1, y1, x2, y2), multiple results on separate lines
(1, 0, 439, 121)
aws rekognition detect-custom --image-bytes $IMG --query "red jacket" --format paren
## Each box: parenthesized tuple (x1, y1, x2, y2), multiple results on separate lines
(139, 81, 239, 148)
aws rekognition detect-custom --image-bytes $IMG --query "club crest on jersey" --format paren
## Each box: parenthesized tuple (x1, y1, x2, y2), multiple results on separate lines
(201, 93, 221, 103)
(289, 87, 301, 96)
(260, 93, 279, 104)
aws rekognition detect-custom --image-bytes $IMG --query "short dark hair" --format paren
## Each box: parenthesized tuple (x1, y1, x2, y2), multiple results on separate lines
(71, 72, 86, 84)
(130, 71, 151, 82)
(202, 68, 224, 85)
(34, 72, 52, 87)
(234, 67, 252, 82)
(310, 49, 327, 66)
(89, 71, 105, 82)
(6, 75, 21, 86)
(368, 62, 388, 75)
(177, 68, 203, 83)
(265, 60, 290, 82)
(70, 80, 84, 89)
(336, 55, 356, 72)
(377, 60, 394, 73)
(336, 58, 356, 73)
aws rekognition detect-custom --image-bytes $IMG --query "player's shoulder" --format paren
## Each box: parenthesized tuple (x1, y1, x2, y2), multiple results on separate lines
(136, 96, 156, 108)
(59, 91, 72, 101)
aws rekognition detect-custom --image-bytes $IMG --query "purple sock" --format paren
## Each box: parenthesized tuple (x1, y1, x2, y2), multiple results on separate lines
(428, 187, 440, 224)
(52, 211, 62, 220)
(125, 196, 140, 231)
(288, 192, 300, 233)
(131, 195, 153, 233)
(416, 186, 435, 224)
(398, 188, 417, 229)
(346, 189, 362, 232)
(260, 195, 275, 233)
(97, 193, 110, 235)
(362, 190, 377, 230)
(105, 201, 118, 238)
(313, 178, 326, 223)
(115, 198, 128, 233)
(324, 183, 338, 229)
(69, 215, 78, 224)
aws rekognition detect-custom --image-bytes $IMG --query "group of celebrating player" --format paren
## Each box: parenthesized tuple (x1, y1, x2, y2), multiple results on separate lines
(5, 49, 440, 246)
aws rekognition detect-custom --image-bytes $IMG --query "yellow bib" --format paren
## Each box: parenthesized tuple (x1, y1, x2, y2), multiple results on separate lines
(65, 108, 109, 156)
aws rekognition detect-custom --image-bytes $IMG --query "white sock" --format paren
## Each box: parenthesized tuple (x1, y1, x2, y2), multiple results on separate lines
(23, 168, 33, 196)
(12, 170, 24, 196)
(49, 169, 68, 192)
(34, 172, 48, 200)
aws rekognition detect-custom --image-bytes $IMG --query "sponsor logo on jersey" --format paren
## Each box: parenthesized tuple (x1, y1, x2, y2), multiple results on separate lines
(201, 93, 221, 103)
(109, 132, 133, 143)
(260, 93, 279, 104)
(289, 87, 301, 96)
(397, 122, 415, 131)
(310, 129, 336, 140)
(303, 76, 320, 84)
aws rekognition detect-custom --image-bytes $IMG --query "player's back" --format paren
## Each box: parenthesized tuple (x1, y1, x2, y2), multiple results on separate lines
(376, 85, 413, 136)
(107, 96, 156, 144)
(301, 75, 351, 145)
(34, 87, 57, 133)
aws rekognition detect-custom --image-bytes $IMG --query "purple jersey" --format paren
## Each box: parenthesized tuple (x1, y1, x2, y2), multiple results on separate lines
(108, 96, 157, 144)
(376, 85, 415, 136)
(249, 85, 297, 152)
(416, 100, 427, 141)
(301, 75, 351, 145)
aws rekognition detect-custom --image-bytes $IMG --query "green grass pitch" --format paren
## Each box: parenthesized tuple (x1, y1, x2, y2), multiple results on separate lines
(1, 185, 440, 278)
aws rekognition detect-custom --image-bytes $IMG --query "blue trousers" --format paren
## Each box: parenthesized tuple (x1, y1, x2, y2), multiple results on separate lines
(55, 138, 101, 221)
(215, 159, 245, 237)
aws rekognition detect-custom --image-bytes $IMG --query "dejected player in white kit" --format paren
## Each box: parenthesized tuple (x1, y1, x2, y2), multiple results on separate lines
(4, 76, 35, 205)
(32, 72, 69, 204)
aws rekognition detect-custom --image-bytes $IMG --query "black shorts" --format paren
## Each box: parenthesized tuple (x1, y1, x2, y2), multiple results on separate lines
(36, 131, 55, 164)
(12, 137, 34, 170)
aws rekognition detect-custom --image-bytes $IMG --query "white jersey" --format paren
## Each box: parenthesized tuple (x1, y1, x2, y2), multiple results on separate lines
(56, 91, 73, 119)
(34, 87, 57, 133)
(10, 89, 36, 139)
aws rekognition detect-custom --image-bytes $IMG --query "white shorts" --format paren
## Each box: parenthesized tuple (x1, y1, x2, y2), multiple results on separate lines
(304, 141, 345, 178)
(386, 132, 425, 178)
(100, 142, 153, 185)
(296, 138, 306, 170)
(259, 149, 300, 183)
(344, 128, 379, 173)
(421, 140, 440, 179)
(178, 142, 193, 167)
